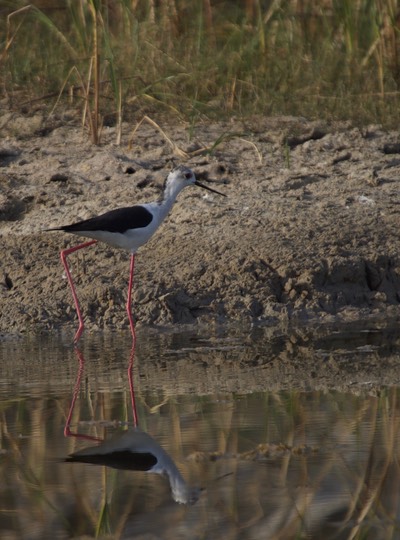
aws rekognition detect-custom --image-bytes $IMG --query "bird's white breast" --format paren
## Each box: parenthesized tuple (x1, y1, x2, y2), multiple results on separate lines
(71, 202, 167, 254)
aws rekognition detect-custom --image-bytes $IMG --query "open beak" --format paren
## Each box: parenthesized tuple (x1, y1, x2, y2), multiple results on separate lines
(195, 180, 226, 197)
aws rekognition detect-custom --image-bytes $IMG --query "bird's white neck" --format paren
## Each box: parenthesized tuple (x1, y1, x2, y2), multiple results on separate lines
(163, 460, 198, 504)
(157, 180, 186, 220)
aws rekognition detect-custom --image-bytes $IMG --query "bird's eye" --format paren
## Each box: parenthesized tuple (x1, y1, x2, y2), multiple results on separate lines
(184, 172, 192, 179)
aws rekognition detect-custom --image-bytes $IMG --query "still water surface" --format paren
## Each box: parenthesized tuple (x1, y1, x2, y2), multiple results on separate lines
(1, 324, 400, 539)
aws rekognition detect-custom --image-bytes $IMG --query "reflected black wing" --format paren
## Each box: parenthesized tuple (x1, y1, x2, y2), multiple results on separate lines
(65, 450, 158, 471)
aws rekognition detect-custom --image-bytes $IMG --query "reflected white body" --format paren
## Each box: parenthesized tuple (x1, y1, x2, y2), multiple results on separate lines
(68, 428, 200, 505)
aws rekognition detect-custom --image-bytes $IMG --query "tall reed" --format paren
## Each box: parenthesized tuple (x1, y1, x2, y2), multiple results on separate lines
(1, 0, 399, 129)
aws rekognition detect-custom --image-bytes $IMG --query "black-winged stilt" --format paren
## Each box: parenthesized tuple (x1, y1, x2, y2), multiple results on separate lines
(48, 165, 225, 343)
(65, 428, 200, 505)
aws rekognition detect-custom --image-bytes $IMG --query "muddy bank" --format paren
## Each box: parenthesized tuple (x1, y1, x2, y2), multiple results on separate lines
(1, 112, 400, 336)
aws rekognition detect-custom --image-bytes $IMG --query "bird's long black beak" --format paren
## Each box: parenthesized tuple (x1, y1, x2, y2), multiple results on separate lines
(195, 180, 226, 197)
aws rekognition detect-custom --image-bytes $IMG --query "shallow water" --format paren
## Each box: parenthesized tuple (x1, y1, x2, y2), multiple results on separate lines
(1, 324, 400, 539)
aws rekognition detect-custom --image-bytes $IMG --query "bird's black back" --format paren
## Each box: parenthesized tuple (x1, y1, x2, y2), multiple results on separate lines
(55, 206, 153, 234)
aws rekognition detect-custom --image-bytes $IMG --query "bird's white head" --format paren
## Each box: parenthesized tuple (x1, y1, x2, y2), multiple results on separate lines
(162, 165, 225, 202)
(165, 165, 196, 191)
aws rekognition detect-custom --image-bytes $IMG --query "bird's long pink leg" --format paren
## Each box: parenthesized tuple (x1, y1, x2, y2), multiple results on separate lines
(64, 348, 85, 438)
(64, 348, 102, 441)
(60, 240, 97, 344)
(126, 257, 137, 425)
(126, 254, 136, 345)
(127, 343, 138, 427)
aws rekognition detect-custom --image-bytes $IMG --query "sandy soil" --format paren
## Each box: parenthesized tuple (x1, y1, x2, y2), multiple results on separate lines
(1, 109, 400, 337)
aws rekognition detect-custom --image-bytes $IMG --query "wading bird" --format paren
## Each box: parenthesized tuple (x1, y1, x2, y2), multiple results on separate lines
(66, 428, 200, 505)
(49, 166, 225, 343)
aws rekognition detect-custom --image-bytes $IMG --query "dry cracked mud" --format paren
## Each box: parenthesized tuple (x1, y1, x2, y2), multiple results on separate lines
(1, 110, 400, 338)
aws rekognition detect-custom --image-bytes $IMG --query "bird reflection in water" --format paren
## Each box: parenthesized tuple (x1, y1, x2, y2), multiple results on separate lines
(64, 345, 200, 505)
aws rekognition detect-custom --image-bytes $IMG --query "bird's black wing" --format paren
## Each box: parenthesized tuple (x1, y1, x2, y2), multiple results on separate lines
(53, 206, 153, 234)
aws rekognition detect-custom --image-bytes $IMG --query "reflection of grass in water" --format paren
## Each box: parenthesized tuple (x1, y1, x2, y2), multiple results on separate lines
(1, 0, 400, 128)
(187, 389, 400, 538)
(0, 387, 137, 537)
(2, 388, 400, 537)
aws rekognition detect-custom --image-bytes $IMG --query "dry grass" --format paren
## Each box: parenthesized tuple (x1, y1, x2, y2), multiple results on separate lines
(1, 1, 400, 131)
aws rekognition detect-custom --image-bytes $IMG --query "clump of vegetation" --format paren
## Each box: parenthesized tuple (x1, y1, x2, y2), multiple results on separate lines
(1, 0, 400, 134)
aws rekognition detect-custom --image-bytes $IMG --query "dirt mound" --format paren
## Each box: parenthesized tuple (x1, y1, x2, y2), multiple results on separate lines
(1, 113, 400, 336)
